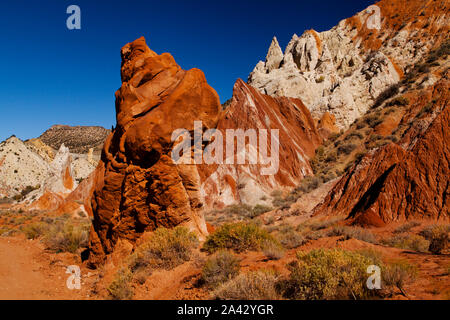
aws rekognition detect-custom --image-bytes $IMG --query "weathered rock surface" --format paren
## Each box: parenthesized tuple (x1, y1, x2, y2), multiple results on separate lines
(248, 0, 449, 128)
(88, 37, 222, 265)
(314, 80, 450, 225)
(0, 137, 49, 198)
(199, 79, 322, 209)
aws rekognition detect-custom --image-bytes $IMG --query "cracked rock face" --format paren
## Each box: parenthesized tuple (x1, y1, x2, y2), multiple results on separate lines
(88, 37, 221, 265)
(248, 0, 449, 129)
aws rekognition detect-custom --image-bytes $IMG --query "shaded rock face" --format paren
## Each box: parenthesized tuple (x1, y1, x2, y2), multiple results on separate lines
(314, 81, 449, 225)
(199, 79, 322, 209)
(88, 37, 221, 265)
(248, 0, 449, 129)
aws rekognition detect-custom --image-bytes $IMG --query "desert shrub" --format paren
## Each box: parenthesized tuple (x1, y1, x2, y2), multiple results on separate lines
(251, 205, 273, 218)
(316, 76, 325, 83)
(325, 151, 337, 163)
(365, 115, 383, 128)
(386, 135, 399, 143)
(393, 221, 421, 234)
(327, 226, 377, 244)
(338, 143, 357, 155)
(277, 230, 307, 249)
(307, 218, 341, 231)
(420, 225, 449, 254)
(223, 204, 253, 217)
(203, 223, 277, 253)
(213, 270, 281, 300)
(22, 222, 49, 240)
(201, 250, 240, 287)
(383, 261, 417, 294)
(42, 219, 90, 253)
(107, 268, 134, 300)
(372, 84, 400, 108)
(295, 176, 322, 194)
(279, 249, 378, 300)
(262, 240, 285, 260)
(383, 234, 429, 253)
(129, 227, 198, 271)
(346, 132, 364, 141)
(387, 96, 409, 107)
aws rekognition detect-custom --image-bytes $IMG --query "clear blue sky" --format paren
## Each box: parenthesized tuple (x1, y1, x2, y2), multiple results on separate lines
(0, 0, 375, 142)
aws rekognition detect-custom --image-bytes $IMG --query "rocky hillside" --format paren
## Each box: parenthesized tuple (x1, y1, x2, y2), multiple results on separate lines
(248, 0, 449, 129)
(38, 125, 110, 154)
(200, 79, 322, 209)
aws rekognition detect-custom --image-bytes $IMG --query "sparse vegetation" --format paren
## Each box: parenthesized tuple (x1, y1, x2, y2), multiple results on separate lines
(129, 227, 198, 272)
(262, 240, 285, 260)
(107, 267, 134, 300)
(393, 221, 421, 234)
(327, 226, 378, 244)
(420, 225, 449, 255)
(201, 250, 240, 288)
(203, 222, 277, 254)
(382, 234, 430, 253)
(213, 270, 281, 300)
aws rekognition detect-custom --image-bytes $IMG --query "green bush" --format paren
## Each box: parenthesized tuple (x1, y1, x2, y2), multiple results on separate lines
(201, 250, 240, 287)
(279, 249, 378, 300)
(203, 223, 277, 253)
(129, 227, 198, 271)
(213, 270, 281, 300)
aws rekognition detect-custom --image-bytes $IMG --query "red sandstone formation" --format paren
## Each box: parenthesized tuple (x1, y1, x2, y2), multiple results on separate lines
(199, 79, 322, 209)
(88, 37, 221, 265)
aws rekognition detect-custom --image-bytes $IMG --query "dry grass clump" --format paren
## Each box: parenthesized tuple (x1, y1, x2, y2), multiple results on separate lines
(129, 227, 198, 273)
(327, 226, 378, 244)
(213, 270, 281, 300)
(107, 267, 134, 300)
(420, 225, 449, 255)
(382, 234, 430, 253)
(22, 216, 90, 253)
(203, 222, 278, 254)
(262, 240, 285, 260)
(201, 250, 240, 287)
(382, 260, 418, 295)
(393, 221, 421, 234)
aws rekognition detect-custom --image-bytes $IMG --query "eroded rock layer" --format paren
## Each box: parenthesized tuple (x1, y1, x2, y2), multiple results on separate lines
(314, 80, 449, 225)
(88, 37, 221, 265)
(200, 79, 322, 208)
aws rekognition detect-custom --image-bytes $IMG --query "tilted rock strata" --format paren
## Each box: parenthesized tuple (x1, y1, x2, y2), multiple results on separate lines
(199, 79, 322, 209)
(314, 80, 450, 225)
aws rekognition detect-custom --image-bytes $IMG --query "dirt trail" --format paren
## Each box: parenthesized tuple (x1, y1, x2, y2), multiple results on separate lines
(0, 237, 87, 300)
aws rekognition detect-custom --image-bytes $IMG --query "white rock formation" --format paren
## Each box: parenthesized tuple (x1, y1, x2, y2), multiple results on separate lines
(248, 4, 447, 129)
(0, 136, 49, 198)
